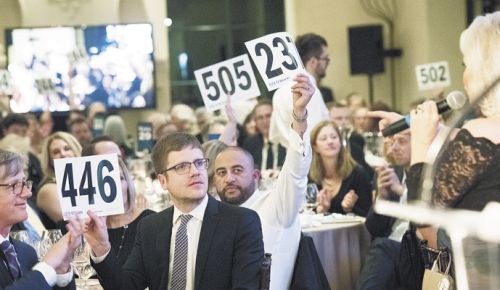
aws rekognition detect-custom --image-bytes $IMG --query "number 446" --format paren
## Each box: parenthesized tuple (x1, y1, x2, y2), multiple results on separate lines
(61, 160, 117, 207)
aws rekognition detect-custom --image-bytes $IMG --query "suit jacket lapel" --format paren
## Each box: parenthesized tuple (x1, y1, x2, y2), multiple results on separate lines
(194, 196, 220, 289)
(157, 208, 174, 290)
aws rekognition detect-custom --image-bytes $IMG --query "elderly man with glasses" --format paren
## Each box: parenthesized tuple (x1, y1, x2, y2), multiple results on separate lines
(84, 133, 264, 290)
(0, 149, 78, 290)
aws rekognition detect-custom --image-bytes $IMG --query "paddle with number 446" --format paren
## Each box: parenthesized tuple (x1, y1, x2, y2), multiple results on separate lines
(54, 154, 124, 220)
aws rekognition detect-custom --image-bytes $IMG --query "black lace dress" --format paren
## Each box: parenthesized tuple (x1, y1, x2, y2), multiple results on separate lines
(406, 129, 500, 288)
(407, 129, 500, 209)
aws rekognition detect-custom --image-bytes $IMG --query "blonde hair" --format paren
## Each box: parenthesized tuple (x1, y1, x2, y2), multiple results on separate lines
(309, 120, 356, 184)
(460, 11, 500, 117)
(41, 132, 82, 179)
(118, 158, 136, 214)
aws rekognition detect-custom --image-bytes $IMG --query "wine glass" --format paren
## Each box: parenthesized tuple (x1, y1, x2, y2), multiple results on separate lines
(305, 183, 319, 214)
(73, 239, 95, 289)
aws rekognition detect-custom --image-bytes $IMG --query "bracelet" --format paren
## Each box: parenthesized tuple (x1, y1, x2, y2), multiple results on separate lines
(292, 109, 308, 123)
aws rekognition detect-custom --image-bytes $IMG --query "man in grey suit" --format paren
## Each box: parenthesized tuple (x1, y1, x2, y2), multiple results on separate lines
(0, 149, 78, 290)
(84, 133, 264, 290)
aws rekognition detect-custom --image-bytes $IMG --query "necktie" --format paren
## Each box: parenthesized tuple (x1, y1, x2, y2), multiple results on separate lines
(266, 142, 274, 169)
(171, 214, 193, 290)
(1, 240, 21, 280)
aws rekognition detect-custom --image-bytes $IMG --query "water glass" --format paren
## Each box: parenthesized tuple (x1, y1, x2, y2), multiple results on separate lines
(305, 183, 319, 213)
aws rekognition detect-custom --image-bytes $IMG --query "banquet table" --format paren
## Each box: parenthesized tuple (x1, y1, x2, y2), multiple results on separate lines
(301, 214, 371, 290)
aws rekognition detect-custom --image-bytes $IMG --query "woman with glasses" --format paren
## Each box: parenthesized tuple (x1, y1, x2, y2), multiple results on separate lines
(309, 120, 372, 216)
(37, 132, 82, 229)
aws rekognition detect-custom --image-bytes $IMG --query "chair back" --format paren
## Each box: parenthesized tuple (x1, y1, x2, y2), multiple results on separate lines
(259, 253, 272, 290)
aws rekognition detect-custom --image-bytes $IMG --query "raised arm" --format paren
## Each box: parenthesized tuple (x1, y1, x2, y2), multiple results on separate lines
(273, 73, 314, 227)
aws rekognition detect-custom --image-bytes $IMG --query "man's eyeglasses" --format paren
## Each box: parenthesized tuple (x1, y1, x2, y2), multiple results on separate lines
(161, 158, 209, 175)
(0, 180, 33, 196)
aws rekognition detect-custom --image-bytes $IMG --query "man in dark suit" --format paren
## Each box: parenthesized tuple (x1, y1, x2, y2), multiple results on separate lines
(0, 149, 78, 290)
(358, 130, 411, 290)
(243, 100, 285, 171)
(84, 133, 264, 290)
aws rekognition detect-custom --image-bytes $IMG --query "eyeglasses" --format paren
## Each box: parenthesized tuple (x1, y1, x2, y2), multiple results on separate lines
(0, 180, 33, 196)
(162, 158, 209, 175)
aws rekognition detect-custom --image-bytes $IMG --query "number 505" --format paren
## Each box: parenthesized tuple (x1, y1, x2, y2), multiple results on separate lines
(201, 60, 251, 101)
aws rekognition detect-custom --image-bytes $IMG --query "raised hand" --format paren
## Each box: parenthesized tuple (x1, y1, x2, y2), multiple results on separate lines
(43, 216, 83, 274)
(409, 100, 440, 164)
(291, 73, 314, 112)
(83, 210, 111, 257)
(290, 73, 314, 137)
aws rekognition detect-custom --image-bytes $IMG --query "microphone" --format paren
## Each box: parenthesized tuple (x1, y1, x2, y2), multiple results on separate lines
(381, 91, 468, 137)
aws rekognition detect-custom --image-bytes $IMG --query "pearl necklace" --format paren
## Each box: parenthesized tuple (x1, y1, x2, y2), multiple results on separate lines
(116, 224, 128, 259)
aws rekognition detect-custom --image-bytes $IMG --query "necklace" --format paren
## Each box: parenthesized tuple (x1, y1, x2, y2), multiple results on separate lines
(116, 224, 128, 259)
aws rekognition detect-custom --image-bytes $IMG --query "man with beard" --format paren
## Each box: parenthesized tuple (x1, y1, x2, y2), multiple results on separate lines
(358, 129, 412, 290)
(269, 33, 330, 148)
(213, 73, 313, 290)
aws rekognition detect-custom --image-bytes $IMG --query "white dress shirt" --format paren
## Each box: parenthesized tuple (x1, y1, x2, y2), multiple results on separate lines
(241, 129, 311, 290)
(269, 72, 329, 148)
(388, 174, 409, 241)
(168, 194, 208, 290)
(260, 141, 279, 172)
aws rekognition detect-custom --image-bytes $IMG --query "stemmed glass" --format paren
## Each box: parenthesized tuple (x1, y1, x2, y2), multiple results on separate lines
(73, 238, 95, 289)
(305, 183, 319, 214)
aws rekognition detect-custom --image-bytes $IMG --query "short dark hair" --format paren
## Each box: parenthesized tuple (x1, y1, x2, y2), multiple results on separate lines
(81, 135, 115, 156)
(151, 132, 202, 174)
(252, 99, 273, 119)
(67, 116, 89, 131)
(295, 33, 328, 64)
(2, 114, 29, 130)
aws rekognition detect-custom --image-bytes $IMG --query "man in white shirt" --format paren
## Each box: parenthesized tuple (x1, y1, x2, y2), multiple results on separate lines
(269, 33, 330, 148)
(84, 132, 264, 290)
(0, 149, 77, 290)
(358, 130, 412, 290)
(213, 73, 313, 289)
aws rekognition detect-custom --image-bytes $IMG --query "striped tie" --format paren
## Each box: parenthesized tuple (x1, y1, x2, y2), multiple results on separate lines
(171, 214, 193, 290)
(1, 240, 21, 280)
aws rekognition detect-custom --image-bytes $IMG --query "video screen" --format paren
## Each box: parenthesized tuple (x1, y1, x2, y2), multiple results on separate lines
(5, 23, 155, 113)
